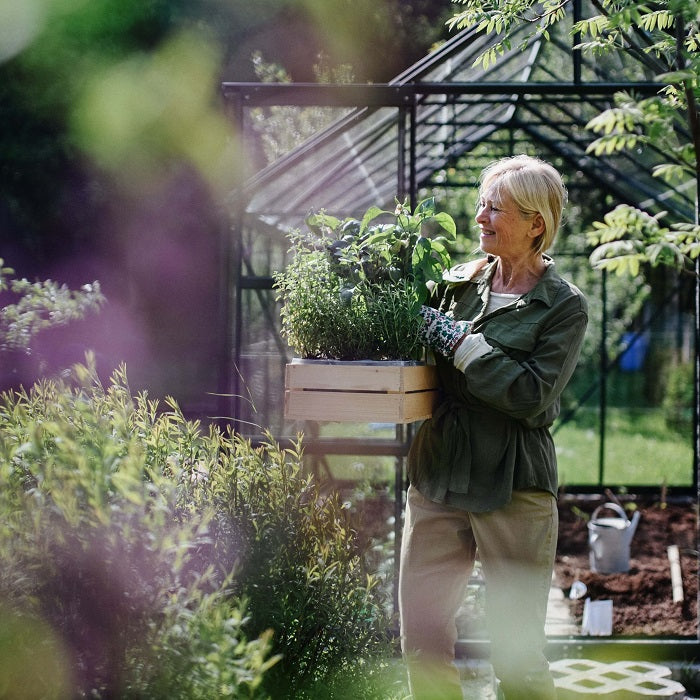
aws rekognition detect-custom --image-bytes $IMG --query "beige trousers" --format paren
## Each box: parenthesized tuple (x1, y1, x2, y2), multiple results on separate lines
(399, 485, 558, 700)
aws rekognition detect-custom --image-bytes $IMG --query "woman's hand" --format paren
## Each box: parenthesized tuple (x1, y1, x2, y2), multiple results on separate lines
(418, 306, 472, 357)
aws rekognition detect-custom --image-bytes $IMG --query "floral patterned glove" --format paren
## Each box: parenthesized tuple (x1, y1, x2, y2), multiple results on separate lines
(418, 306, 472, 357)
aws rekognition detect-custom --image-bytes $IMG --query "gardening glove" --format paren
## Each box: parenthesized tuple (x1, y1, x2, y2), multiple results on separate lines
(418, 306, 472, 357)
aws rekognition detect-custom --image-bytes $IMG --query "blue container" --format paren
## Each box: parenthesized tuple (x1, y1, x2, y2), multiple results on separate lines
(619, 332, 649, 372)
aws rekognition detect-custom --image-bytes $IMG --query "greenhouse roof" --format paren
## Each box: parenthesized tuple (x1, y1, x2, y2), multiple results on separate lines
(222, 6, 693, 233)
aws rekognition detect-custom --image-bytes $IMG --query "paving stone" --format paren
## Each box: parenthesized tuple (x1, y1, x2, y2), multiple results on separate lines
(545, 582, 579, 635)
(551, 658, 686, 699)
(458, 659, 498, 699)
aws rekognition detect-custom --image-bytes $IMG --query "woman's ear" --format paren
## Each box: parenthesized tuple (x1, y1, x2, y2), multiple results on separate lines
(528, 213, 545, 239)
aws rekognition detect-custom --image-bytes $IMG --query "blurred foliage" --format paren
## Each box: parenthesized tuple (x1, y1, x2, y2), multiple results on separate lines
(0, 0, 195, 260)
(0, 257, 104, 353)
(0, 358, 402, 697)
(0, 0, 453, 266)
(0, 359, 275, 697)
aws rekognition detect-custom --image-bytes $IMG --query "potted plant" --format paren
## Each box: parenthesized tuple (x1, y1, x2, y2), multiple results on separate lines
(274, 197, 456, 422)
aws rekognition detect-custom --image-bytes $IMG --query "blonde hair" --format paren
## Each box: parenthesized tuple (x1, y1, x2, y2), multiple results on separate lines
(479, 154, 568, 255)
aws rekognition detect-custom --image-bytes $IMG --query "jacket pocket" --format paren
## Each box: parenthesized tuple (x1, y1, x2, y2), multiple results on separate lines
(450, 297, 482, 321)
(483, 313, 538, 355)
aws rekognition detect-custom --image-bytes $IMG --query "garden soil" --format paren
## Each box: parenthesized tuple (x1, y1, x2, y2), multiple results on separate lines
(554, 495, 698, 637)
(351, 489, 698, 637)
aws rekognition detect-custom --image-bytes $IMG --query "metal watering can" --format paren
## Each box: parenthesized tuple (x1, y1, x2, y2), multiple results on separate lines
(587, 502, 641, 574)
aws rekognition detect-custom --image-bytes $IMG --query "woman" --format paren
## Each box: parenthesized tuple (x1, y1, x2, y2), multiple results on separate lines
(400, 155, 588, 699)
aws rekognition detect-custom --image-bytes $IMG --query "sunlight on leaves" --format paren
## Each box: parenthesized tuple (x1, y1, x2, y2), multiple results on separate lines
(0, 0, 46, 62)
(71, 30, 241, 195)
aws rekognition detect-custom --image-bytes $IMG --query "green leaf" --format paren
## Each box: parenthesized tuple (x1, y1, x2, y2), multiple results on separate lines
(411, 237, 431, 267)
(585, 133, 644, 155)
(589, 250, 644, 277)
(363, 229, 391, 247)
(646, 241, 685, 268)
(413, 197, 435, 216)
(359, 206, 386, 234)
(305, 212, 341, 234)
(652, 163, 687, 183)
(572, 15, 608, 38)
(639, 10, 674, 32)
(670, 224, 700, 260)
(432, 211, 457, 238)
(657, 68, 697, 84)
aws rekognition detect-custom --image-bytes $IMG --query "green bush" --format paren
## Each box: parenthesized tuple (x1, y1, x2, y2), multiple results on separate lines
(0, 359, 402, 698)
(182, 432, 401, 699)
(663, 361, 694, 434)
(0, 360, 274, 698)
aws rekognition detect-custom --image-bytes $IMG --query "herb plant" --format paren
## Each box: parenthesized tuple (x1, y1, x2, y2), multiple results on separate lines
(275, 197, 456, 361)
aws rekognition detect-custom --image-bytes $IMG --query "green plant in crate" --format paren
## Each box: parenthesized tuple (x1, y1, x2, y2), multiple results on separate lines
(275, 197, 456, 361)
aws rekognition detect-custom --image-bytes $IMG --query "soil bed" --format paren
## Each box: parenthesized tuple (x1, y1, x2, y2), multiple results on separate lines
(349, 487, 698, 637)
(555, 495, 698, 637)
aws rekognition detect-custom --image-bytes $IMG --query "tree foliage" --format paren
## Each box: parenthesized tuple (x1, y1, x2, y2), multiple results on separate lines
(450, 0, 700, 276)
(249, 52, 356, 165)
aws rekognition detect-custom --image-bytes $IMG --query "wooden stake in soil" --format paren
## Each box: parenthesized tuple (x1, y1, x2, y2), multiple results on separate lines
(604, 488, 623, 509)
(667, 544, 684, 604)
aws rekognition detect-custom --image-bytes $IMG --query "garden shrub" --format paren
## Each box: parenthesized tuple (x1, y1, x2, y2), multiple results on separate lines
(0, 359, 274, 698)
(182, 434, 401, 699)
(0, 358, 403, 698)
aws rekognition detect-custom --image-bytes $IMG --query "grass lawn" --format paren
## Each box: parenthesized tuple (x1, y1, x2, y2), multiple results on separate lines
(554, 406, 693, 487)
(316, 407, 693, 488)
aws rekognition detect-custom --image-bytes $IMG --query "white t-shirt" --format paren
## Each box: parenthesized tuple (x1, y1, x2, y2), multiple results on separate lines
(484, 291, 520, 314)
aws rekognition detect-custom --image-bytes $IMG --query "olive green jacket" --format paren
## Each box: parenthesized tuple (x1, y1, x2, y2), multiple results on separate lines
(408, 256, 588, 512)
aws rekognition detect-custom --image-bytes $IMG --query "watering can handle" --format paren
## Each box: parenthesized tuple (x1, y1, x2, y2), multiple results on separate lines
(591, 502, 629, 523)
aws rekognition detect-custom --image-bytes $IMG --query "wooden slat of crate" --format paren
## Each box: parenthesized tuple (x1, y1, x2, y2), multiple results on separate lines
(285, 386, 439, 423)
(284, 362, 439, 423)
(285, 362, 437, 393)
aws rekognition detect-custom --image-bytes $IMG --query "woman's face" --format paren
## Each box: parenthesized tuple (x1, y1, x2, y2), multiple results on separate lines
(475, 185, 544, 260)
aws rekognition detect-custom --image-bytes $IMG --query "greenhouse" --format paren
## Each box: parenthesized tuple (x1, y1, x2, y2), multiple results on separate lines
(221, 7, 695, 491)
(217, 4, 700, 674)
(2, 0, 700, 695)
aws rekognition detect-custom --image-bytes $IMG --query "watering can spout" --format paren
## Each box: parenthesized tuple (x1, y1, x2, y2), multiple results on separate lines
(626, 510, 641, 542)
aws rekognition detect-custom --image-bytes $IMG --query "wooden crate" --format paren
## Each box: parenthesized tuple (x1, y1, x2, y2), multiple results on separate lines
(284, 361, 439, 423)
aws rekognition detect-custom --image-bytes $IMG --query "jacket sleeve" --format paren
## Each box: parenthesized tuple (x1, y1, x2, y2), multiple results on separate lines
(461, 291, 588, 426)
